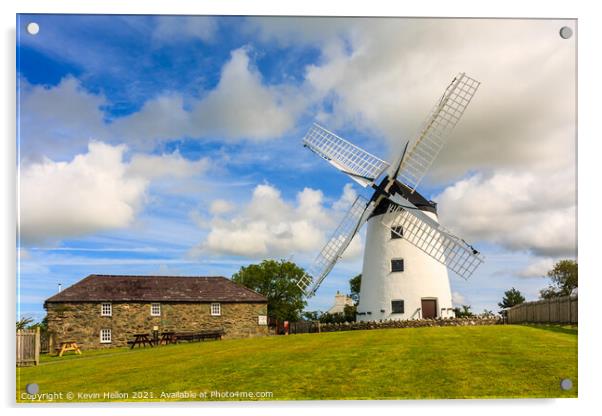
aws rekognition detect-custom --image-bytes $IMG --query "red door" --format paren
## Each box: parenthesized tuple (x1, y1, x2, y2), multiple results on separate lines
(421, 299, 437, 319)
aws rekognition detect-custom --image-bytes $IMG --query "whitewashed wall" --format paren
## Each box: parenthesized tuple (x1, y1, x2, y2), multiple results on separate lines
(357, 210, 455, 322)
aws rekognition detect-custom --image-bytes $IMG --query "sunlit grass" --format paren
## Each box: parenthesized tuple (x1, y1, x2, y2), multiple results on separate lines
(17, 324, 577, 402)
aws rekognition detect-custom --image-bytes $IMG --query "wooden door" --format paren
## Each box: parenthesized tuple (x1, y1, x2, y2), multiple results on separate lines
(421, 299, 437, 319)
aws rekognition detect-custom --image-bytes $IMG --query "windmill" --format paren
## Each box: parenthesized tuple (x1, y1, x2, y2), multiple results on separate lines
(297, 73, 483, 320)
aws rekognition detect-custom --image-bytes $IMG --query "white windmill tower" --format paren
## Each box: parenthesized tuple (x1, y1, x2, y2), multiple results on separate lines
(297, 73, 483, 321)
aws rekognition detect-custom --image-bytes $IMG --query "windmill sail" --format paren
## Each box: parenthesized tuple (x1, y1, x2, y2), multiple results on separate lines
(297, 195, 374, 297)
(303, 123, 390, 187)
(298, 73, 483, 298)
(393, 73, 480, 192)
(382, 194, 483, 279)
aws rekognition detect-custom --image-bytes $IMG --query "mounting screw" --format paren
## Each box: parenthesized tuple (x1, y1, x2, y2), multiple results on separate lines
(559, 26, 573, 39)
(560, 378, 573, 390)
(25, 383, 39, 394)
(26, 22, 40, 35)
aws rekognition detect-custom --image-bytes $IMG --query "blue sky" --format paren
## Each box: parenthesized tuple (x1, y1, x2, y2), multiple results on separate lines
(17, 15, 577, 321)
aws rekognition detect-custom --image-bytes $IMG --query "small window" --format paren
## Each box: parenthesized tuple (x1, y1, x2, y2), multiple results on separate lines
(391, 258, 404, 272)
(101, 302, 112, 316)
(100, 329, 112, 343)
(391, 300, 405, 314)
(150, 303, 161, 316)
(211, 303, 221, 316)
(391, 226, 403, 239)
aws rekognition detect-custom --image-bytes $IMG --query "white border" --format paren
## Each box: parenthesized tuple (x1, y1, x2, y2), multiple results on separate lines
(3, 1, 601, 416)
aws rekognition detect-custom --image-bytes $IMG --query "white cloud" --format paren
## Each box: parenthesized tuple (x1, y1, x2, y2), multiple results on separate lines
(296, 18, 577, 179)
(452, 291, 467, 306)
(19, 77, 109, 161)
(244, 17, 349, 47)
(193, 183, 363, 260)
(127, 150, 210, 180)
(209, 199, 235, 216)
(517, 258, 556, 278)
(18, 19, 577, 268)
(110, 94, 193, 148)
(244, 19, 576, 263)
(435, 169, 576, 258)
(187, 47, 302, 140)
(19, 142, 210, 244)
(332, 183, 357, 211)
(152, 16, 218, 43)
(20, 142, 147, 243)
(20, 19, 576, 178)
(20, 47, 304, 161)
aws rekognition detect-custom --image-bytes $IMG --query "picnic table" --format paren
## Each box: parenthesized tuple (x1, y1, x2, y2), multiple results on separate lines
(158, 331, 177, 345)
(129, 333, 154, 349)
(56, 340, 82, 357)
(128, 330, 225, 349)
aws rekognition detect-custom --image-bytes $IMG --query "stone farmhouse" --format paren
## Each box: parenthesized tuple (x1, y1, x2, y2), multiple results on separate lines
(44, 274, 269, 350)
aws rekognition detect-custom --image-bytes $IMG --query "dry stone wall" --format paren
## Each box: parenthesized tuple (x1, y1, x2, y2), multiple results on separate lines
(318, 316, 502, 332)
(45, 301, 268, 350)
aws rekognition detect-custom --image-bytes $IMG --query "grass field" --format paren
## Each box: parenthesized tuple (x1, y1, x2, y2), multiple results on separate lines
(16, 324, 577, 402)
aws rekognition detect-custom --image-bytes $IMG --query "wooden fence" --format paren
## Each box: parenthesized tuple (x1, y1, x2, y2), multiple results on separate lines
(268, 318, 321, 335)
(507, 295, 577, 324)
(16, 328, 40, 366)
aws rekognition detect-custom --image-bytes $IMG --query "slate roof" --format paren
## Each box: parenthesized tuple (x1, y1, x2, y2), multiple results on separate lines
(44, 275, 267, 304)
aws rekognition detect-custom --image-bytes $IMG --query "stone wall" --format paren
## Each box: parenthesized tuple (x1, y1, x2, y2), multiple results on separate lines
(45, 301, 268, 350)
(318, 316, 502, 333)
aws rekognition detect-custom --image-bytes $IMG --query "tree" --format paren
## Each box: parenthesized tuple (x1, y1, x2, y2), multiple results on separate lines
(16, 316, 34, 330)
(28, 316, 48, 331)
(349, 274, 361, 305)
(302, 311, 320, 321)
(498, 287, 525, 311)
(480, 309, 495, 318)
(342, 304, 356, 322)
(318, 312, 342, 324)
(232, 259, 307, 321)
(453, 305, 474, 318)
(540, 259, 578, 299)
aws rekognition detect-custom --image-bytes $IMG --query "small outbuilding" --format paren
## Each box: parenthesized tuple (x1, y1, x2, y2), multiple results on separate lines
(327, 291, 354, 314)
(44, 274, 269, 350)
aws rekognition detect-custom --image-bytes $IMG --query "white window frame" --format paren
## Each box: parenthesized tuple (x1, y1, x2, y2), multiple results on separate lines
(150, 303, 161, 316)
(101, 302, 112, 317)
(100, 329, 112, 343)
(211, 303, 221, 316)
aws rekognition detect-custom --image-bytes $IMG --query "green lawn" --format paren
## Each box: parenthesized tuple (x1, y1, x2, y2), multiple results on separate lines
(16, 324, 577, 402)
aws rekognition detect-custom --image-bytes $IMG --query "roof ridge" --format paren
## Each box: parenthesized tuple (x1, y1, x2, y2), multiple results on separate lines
(89, 274, 228, 278)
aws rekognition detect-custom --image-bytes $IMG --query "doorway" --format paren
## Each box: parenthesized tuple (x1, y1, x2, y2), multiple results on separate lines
(421, 299, 437, 319)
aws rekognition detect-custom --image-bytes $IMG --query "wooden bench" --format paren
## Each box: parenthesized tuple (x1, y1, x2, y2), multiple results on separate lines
(197, 330, 224, 341)
(171, 330, 225, 343)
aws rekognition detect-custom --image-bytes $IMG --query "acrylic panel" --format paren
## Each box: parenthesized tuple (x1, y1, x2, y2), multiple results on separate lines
(16, 14, 577, 403)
